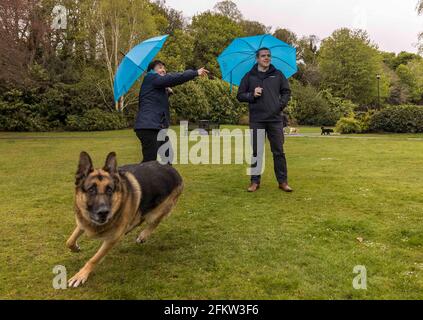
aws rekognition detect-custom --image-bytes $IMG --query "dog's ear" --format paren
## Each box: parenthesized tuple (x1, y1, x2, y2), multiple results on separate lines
(76, 151, 93, 185)
(103, 152, 117, 174)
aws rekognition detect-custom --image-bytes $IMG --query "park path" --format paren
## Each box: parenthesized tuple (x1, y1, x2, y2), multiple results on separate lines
(287, 133, 423, 141)
(0, 132, 422, 142)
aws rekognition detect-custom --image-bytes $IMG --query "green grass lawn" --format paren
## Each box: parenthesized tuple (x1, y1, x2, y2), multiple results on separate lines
(1, 126, 423, 299)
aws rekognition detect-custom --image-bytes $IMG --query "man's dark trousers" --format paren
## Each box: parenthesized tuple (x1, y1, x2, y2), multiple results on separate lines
(135, 129, 173, 164)
(250, 121, 287, 184)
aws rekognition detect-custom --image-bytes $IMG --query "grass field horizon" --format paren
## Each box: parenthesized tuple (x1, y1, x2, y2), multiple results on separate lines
(1, 126, 423, 299)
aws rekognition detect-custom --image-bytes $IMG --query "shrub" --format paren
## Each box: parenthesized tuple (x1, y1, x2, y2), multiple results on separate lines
(0, 91, 53, 132)
(170, 78, 246, 124)
(319, 89, 357, 116)
(65, 108, 128, 131)
(335, 116, 362, 134)
(287, 82, 358, 126)
(355, 110, 376, 133)
(238, 114, 249, 125)
(369, 105, 423, 133)
(0, 100, 52, 131)
(169, 80, 210, 123)
(197, 78, 247, 124)
(36, 85, 70, 126)
(0, 67, 118, 132)
(57, 68, 114, 118)
(288, 82, 333, 126)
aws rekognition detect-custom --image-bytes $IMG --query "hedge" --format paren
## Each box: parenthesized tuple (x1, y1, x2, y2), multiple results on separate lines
(369, 105, 423, 133)
(335, 116, 362, 134)
(287, 82, 356, 126)
(65, 108, 128, 131)
(170, 78, 247, 124)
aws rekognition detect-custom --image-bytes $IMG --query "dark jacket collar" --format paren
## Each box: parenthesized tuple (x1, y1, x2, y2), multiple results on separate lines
(249, 63, 277, 77)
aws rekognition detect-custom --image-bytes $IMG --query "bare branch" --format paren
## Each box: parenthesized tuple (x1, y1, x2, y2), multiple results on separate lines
(418, 0, 423, 15)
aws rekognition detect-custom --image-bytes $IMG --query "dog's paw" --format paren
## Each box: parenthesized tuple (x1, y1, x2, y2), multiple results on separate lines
(66, 242, 81, 253)
(68, 269, 90, 288)
(136, 237, 146, 244)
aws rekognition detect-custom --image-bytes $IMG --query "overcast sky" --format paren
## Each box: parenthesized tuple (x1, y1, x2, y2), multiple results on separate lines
(165, 0, 423, 54)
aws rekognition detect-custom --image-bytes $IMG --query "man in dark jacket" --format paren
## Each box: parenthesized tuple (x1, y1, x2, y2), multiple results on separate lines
(237, 47, 293, 193)
(135, 60, 209, 163)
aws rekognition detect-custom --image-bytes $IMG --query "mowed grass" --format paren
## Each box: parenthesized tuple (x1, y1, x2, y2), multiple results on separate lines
(1, 126, 423, 300)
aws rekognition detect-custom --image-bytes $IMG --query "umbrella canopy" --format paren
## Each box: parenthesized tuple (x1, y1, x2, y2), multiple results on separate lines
(217, 34, 297, 87)
(113, 34, 169, 102)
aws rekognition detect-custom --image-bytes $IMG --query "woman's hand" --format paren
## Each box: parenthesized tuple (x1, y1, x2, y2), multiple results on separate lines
(197, 67, 210, 77)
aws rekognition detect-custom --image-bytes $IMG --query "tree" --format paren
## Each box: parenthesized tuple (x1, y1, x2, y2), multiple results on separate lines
(384, 63, 408, 105)
(273, 28, 297, 46)
(390, 51, 421, 70)
(189, 12, 243, 76)
(396, 64, 420, 102)
(408, 58, 423, 103)
(388, 81, 409, 105)
(294, 35, 320, 86)
(36, 0, 102, 83)
(0, 0, 51, 84)
(0, 0, 30, 84)
(384, 53, 423, 104)
(393, 58, 423, 104)
(381, 51, 397, 70)
(318, 28, 389, 106)
(418, 0, 423, 53)
(93, 0, 157, 110)
(296, 35, 319, 65)
(213, 0, 243, 22)
(157, 29, 195, 71)
(240, 20, 270, 36)
(151, 0, 184, 35)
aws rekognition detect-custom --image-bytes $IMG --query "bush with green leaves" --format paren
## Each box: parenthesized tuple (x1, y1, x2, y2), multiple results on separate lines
(319, 89, 357, 117)
(169, 80, 210, 123)
(65, 108, 128, 131)
(369, 105, 423, 133)
(0, 99, 51, 132)
(287, 81, 357, 126)
(335, 116, 362, 134)
(197, 79, 246, 124)
(0, 66, 117, 132)
(355, 110, 377, 133)
(287, 83, 330, 126)
(287, 82, 331, 126)
(0, 89, 53, 132)
(169, 78, 246, 124)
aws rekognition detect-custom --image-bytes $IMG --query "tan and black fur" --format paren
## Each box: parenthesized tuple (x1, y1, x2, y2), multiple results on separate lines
(66, 152, 183, 287)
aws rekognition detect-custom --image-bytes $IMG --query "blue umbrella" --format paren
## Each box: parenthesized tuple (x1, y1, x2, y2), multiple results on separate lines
(217, 34, 297, 88)
(113, 34, 169, 102)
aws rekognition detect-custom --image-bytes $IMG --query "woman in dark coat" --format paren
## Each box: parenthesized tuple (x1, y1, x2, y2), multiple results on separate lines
(135, 60, 209, 163)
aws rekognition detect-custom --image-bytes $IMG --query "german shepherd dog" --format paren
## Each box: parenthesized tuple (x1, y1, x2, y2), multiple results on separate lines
(66, 152, 183, 287)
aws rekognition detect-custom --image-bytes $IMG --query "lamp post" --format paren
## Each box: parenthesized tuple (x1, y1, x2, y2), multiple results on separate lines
(376, 74, 381, 109)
